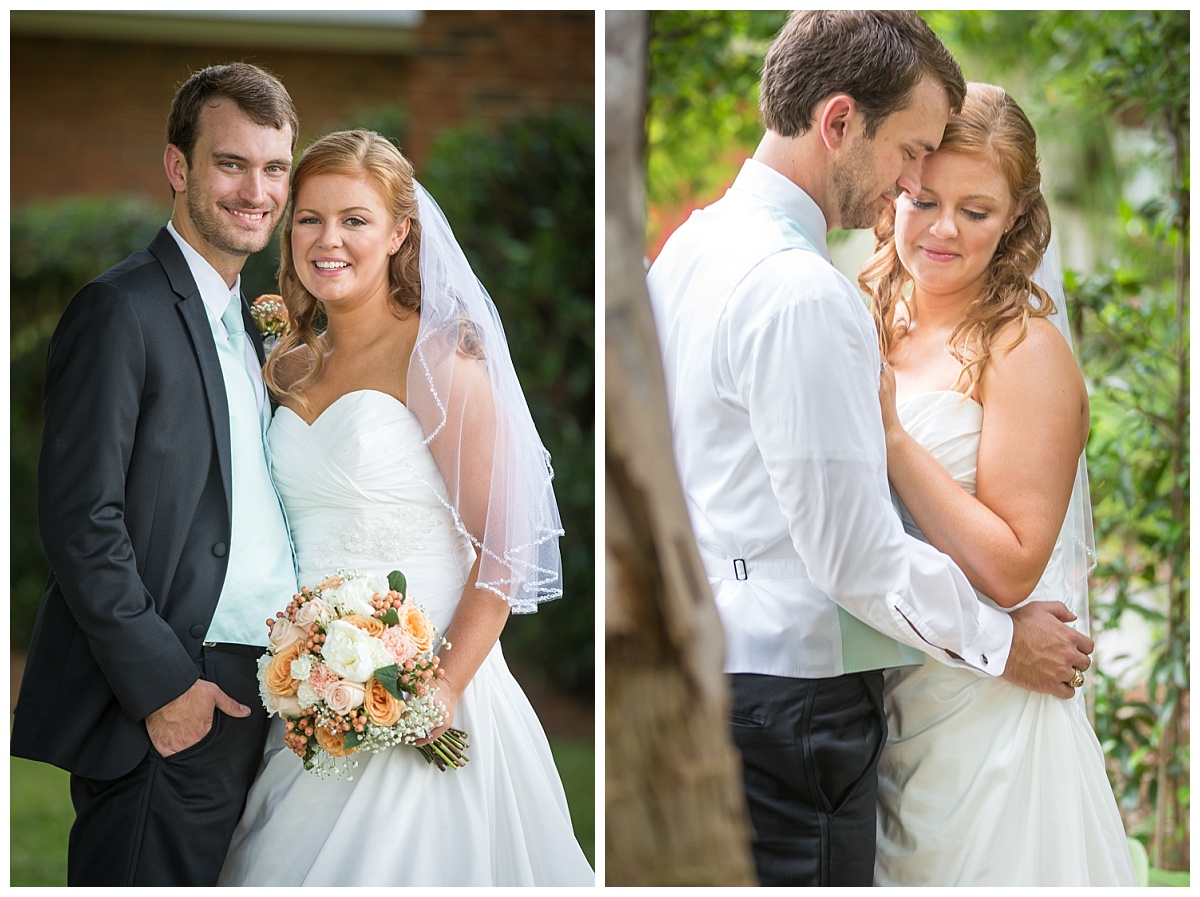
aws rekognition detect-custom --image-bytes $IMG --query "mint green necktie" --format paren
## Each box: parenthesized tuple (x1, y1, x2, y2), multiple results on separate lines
(204, 291, 297, 645)
(221, 293, 266, 430)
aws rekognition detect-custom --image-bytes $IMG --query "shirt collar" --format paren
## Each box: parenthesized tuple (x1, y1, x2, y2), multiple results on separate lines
(730, 159, 832, 261)
(166, 220, 242, 327)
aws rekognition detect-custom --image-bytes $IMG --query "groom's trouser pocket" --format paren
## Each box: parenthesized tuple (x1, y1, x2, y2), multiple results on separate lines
(68, 648, 270, 886)
(728, 671, 885, 886)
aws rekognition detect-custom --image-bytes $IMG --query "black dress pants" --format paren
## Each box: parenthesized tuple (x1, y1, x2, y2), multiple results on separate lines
(730, 670, 886, 886)
(67, 645, 269, 886)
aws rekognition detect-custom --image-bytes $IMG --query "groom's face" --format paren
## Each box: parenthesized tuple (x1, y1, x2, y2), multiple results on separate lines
(831, 76, 951, 230)
(171, 98, 294, 267)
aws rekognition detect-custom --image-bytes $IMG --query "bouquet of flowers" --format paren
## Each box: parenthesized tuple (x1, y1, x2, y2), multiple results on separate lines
(250, 293, 289, 351)
(258, 569, 469, 777)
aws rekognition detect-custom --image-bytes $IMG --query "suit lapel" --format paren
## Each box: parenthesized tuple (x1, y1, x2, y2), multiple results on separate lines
(149, 228, 234, 514)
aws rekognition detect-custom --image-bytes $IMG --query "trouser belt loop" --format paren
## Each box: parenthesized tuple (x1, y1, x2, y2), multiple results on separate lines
(734, 558, 748, 581)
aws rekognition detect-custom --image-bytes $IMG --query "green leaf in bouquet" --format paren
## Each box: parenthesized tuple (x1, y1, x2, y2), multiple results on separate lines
(387, 570, 407, 596)
(375, 663, 404, 699)
(379, 607, 400, 626)
(344, 729, 363, 749)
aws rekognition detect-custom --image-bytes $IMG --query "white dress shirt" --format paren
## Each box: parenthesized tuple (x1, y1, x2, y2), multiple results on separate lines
(646, 159, 1013, 679)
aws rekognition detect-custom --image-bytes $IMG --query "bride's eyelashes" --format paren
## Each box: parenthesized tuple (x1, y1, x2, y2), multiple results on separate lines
(295, 215, 371, 227)
(909, 198, 990, 221)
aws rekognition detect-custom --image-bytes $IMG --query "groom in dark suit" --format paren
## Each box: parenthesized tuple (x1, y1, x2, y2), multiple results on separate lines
(11, 63, 300, 886)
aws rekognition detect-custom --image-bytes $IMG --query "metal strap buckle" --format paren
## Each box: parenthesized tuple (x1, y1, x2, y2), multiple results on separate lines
(733, 558, 748, 581)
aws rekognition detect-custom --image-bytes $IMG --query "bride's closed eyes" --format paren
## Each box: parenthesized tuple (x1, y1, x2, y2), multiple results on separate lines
(907, 196, 991, 221)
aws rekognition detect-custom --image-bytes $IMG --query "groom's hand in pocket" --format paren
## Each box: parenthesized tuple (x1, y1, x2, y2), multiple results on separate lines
(1002, 601, 1094, 699)
(145, 679, 251, 757)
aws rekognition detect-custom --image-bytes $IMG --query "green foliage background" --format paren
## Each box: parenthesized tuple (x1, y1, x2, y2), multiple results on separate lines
(647, 9, 1189, 876)
(9, 108, 595, 697)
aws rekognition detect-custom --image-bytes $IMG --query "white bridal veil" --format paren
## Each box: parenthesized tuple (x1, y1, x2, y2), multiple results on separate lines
(402, 183, 565, 613)
(1033, 235, 1096, 636)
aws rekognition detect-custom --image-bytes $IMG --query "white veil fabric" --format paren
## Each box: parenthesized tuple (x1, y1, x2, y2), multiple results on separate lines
(403, 182, 564, 613)
(1033, 235, 1095, 636)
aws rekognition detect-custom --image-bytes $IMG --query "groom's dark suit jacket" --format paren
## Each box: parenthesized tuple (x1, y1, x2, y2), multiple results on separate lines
(11, 227, 267, 781)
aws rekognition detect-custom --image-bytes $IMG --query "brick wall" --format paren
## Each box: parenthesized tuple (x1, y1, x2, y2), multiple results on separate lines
(10, 10, 594, 204)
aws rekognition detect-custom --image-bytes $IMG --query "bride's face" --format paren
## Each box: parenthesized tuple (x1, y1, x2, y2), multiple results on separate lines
(895, 150, 1016, 302)
(291, 171, 408, 310)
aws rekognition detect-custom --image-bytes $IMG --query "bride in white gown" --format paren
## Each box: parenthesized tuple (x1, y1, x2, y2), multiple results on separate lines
(219, 130, 593, 886)
(859, 84, 1135, 885)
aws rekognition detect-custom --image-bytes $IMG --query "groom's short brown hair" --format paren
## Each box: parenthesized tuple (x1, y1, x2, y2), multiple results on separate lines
(760, 11, 965, 140)
(167, 62, 300, 165)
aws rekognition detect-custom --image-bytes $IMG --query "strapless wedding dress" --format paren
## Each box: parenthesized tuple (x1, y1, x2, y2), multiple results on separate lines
(874, 391, 1135, 886)
(218, 390, 593, 886)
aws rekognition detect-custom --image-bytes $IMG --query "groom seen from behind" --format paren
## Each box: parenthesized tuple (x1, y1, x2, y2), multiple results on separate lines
(646, 11, 1095, 886)
(10, 63, 299, 886)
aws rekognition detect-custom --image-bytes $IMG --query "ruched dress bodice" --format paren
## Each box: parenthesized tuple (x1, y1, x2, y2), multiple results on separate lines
(874, 391, 1134, 886)
(269, 390, 476, 632)
(219, 390, 593, 886)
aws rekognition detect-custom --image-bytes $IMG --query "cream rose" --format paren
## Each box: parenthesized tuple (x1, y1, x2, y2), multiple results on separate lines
(295, 597, 334, 628)
(265, 691, 304, 718)
(268, 617, 306, 652)
(325, 679, 366, 715)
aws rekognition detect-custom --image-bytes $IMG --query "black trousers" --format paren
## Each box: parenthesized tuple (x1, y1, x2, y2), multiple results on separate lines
(729, 670, 886, 886)
(67, 645, 269, 886)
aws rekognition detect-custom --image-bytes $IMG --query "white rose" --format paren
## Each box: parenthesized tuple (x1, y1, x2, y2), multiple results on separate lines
(296, 680, 322, 709)
(329, 577, 381, 617)
(290, 654, 315, 681)
(321, 620, 392, 682)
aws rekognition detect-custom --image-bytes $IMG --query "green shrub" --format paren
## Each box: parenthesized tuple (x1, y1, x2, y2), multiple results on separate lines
(421, 107, 596, 696)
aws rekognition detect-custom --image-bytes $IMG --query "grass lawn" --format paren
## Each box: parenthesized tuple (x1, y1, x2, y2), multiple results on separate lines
(10, 758, 71, 887)
(11, 740, 595, 886)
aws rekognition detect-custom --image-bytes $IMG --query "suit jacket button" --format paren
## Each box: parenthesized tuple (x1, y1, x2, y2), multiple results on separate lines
(189, 624, 206, 639)
(213, 543, 228, 557)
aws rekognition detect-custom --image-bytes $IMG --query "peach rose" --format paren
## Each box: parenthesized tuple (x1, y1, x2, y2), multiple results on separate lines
(315, 575, 346, 591)
(325, 679, 366, 716)
(315, 724, 356, 758)
(343, 614, 387, 639)
(397, 605, 436, 654)
(364, 678, 407, 727)
(264, 641, 304, 696)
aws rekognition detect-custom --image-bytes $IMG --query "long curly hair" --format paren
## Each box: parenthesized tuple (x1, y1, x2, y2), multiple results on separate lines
(858, 83, 1054, 395)
(264, 129, 422, 406)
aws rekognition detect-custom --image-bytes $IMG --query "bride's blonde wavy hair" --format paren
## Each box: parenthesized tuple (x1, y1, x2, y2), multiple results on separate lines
(264, 129, 422, 406)
(858, 83, 1055, 396)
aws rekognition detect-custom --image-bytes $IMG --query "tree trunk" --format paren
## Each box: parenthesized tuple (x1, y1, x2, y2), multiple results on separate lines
(603, 10, 756, 887)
